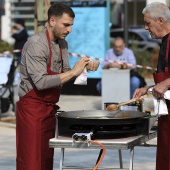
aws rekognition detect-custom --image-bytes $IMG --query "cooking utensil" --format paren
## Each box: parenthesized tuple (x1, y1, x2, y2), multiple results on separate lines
(106, 96, 145, 111)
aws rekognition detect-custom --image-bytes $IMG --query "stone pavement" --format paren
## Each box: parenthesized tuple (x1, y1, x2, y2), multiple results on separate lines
(0, 79, 157, 170)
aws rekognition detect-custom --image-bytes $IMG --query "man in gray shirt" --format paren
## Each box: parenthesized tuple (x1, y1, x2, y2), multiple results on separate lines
(16, 3, 99, 170)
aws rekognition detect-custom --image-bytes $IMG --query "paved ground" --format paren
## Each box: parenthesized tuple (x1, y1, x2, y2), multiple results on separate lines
(0, 78, 158, 170)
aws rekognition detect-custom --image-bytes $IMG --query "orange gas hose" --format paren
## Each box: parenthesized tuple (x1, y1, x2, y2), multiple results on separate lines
(88, 140, 106, 170)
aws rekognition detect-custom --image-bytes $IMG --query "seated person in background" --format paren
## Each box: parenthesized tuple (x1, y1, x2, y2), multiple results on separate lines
(97, 37, 145, 98)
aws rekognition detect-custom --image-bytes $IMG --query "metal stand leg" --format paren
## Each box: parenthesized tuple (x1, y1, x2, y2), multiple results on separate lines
(129, 148, 134, 170)
(59, 148, 65, 170)
(118, 149, 123, 168)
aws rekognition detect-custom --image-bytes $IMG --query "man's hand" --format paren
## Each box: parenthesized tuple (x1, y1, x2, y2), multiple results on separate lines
(152, 78, 170, 98)
(133, 87, 149, 99)
(11, 28, 17, 34)
(72, 58, 100, 76)
(86, 61, 100, 71)
(72, 57, 90, 77)
(110, 61, 120, 68)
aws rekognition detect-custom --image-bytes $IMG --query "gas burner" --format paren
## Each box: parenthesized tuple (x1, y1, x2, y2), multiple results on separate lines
(65, 124, 138, 139)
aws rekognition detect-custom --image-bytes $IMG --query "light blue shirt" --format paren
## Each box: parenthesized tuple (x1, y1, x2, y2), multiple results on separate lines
(102, 47, 136, 68)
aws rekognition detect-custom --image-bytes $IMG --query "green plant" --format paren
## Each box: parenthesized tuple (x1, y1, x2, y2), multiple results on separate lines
(0, 39, 13, 53)
(128, 41, 159, 78)
(133, 48, 158, 78)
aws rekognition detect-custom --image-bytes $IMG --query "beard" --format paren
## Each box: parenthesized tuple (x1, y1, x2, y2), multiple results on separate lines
(52, 28, 61, 40)
(51, 24, 69, 40)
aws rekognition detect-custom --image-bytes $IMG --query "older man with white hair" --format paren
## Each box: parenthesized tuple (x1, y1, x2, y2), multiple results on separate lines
(133, 2, 170, 170)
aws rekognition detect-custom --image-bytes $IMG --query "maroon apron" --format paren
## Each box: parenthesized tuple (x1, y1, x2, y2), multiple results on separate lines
(153, 34, 170, 170)
(16, 29, 63, 170)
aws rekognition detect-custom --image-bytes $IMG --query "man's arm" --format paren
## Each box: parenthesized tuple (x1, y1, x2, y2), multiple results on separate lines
(133, 85, 154, 99)
(11, 29, 27, 41)
(59, 57, 98, 84)
(25, 42, 99, 90)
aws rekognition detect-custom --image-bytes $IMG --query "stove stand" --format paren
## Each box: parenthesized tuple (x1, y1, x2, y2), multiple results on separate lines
(49, 131, 157, 170)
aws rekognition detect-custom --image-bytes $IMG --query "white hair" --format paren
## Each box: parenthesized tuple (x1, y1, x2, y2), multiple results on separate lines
(142, 2, 170, 24)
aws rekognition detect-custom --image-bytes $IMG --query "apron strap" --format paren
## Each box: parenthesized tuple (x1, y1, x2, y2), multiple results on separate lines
(45, 29, 63, 71)
(59, 41, 64, 69)
(165, 34, 170, 72)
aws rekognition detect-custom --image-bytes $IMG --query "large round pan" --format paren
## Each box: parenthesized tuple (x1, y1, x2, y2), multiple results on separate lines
(56, 110, 149, 125)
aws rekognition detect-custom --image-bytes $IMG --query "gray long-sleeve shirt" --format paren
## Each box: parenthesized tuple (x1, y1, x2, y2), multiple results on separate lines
(18, 29, 71, 97)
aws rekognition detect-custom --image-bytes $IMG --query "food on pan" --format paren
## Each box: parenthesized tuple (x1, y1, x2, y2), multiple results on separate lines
(116, 113, 130, 118)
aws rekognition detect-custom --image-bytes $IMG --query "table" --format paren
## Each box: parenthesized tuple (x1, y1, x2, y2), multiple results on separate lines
(49, 131, 157, 170)
(102, 69, 130, 110)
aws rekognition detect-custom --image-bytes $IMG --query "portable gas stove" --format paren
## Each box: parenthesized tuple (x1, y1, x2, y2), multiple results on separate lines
(56, 108, 151, 139)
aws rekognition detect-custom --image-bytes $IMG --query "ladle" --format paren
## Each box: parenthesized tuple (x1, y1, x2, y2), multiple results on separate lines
(106, 95, 145, 111)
